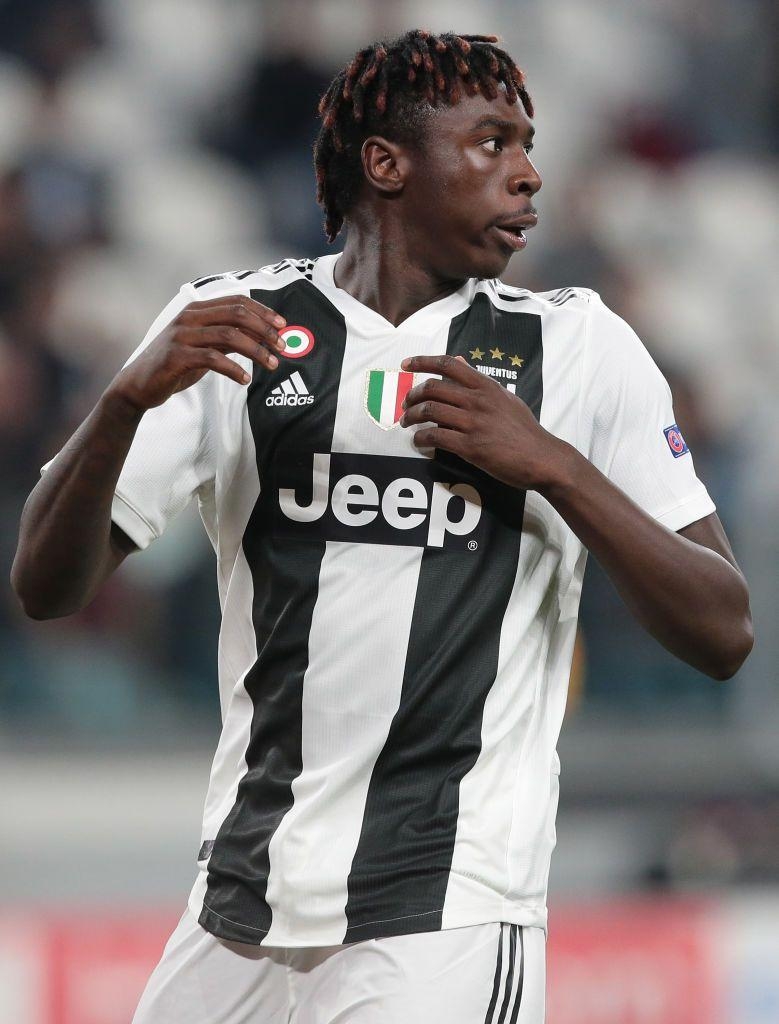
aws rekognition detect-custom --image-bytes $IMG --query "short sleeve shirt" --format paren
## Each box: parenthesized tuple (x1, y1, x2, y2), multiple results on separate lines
(56, 257, 715, 946)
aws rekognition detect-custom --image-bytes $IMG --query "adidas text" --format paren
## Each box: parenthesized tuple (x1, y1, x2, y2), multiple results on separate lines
(266, 371, 315, 407)
(266, 392, 314, 407)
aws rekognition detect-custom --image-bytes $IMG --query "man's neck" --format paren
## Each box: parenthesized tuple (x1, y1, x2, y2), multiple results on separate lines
(333, 224, 466, 327)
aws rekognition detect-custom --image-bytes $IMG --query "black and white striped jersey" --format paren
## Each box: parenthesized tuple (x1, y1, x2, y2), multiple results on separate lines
(107, 254, 714, 946)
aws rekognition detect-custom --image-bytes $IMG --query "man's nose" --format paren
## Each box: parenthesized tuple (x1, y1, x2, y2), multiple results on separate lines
(508, 155, 542, 197)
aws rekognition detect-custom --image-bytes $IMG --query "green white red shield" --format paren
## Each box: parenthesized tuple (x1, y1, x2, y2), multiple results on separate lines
(364, 369, 416, 429)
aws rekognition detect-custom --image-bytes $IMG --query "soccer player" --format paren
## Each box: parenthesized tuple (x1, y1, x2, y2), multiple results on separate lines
(12, 30, 752, 1024)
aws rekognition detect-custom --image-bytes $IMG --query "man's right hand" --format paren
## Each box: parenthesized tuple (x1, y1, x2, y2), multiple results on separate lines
(109, 295, 287, 411)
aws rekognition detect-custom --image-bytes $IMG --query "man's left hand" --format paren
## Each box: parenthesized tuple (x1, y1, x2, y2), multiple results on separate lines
(399, 354, 569, 492)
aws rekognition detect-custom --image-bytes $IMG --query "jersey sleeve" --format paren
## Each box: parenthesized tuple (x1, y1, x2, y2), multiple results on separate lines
(579, 294, 715, 532)
(110, 282, 217, 549)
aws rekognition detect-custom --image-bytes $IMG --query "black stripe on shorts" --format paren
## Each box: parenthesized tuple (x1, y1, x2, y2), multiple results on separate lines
(485, 925, 525, 1024)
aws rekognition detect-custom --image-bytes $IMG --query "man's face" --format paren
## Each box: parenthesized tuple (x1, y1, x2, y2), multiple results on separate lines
(401, 89, 542, 281)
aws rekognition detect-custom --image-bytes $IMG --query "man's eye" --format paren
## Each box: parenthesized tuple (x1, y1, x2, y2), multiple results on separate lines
(524, 143, 534, 155)
(482, 138, 504, 153)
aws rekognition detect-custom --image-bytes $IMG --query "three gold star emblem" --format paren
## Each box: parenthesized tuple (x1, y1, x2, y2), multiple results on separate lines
(467, 347, 525, 367)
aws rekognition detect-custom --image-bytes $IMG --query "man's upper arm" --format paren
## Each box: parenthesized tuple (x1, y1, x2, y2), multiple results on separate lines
(582, 295, 716, 533)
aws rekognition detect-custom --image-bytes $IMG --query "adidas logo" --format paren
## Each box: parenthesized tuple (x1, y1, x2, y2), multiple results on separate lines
(265, 371, 315, 407)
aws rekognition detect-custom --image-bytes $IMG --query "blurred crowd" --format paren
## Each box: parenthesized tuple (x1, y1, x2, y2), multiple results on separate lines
(0, 0, 776, 744)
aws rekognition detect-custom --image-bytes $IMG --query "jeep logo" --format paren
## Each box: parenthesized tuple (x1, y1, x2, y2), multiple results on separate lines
(274, 453, 484, 549)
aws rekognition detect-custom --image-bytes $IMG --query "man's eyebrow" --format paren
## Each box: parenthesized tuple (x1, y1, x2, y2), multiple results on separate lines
(469, 116, 535, 139)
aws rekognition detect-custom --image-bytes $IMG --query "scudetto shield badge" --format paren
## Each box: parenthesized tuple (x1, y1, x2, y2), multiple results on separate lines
(364, 369, 416, 430)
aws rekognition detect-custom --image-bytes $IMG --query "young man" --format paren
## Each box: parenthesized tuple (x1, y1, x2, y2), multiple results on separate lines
(13, 30, 752, 1024)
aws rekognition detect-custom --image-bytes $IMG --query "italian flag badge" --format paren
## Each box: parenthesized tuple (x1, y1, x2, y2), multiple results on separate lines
(365, 369, 416, 430)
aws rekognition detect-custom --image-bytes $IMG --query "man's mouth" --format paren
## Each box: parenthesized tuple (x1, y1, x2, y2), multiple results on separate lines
(492, 212, 538, 252)
(493, 225, 529, 250)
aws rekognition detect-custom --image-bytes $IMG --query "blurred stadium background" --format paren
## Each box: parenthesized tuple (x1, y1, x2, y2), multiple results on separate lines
(0, 0, 777, 1021)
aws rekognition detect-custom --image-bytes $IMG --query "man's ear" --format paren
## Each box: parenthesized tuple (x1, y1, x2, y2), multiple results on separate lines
(360, 136, 410, 196)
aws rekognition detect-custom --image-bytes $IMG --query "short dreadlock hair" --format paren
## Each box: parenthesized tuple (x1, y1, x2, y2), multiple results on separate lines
(314, 30, 534, 243)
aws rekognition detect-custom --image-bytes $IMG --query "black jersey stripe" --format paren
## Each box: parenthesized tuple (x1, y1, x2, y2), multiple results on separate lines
(265, 258, 318, 278)
(191, 273, 228, 289)
(199, 281, 347, 945)
(508, 927, 525, 1024)
(190, 269, 257, 287)
(549, 287, 579, 306)
(343, 294, 543, 942)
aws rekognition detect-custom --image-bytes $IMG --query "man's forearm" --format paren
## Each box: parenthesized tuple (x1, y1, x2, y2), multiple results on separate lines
(398, 353, 753, 679)
(11, 389, 144, 619)
(539, 441, 753, 679)
(13, 292, 288, 620)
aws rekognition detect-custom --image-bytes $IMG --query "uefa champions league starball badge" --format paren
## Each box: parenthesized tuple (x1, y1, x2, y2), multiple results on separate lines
(663, 424, 690, 458)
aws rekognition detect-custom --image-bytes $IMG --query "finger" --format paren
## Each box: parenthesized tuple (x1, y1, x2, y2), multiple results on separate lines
(185, 295, 286, 328)
(401, 353, 481, 386)
(193, 348, 253, 386)
(184, 296, 287, 332)
(180, 301, 286, 352)
(180, 326, 279, 370)
(410, 426, 466, 455)
(400, 400, 470, 432)
(403, 375, 471, 411)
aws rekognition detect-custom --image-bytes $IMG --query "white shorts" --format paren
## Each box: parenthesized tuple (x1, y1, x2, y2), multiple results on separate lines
(132, 908, 545, 1024)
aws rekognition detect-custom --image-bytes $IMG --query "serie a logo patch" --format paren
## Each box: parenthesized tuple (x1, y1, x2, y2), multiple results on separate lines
(664, 424, 690, 458)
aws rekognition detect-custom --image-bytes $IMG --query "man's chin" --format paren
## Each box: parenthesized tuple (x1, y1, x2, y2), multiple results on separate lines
(468, 248, 513, 281)
(432, 241, 513, 283)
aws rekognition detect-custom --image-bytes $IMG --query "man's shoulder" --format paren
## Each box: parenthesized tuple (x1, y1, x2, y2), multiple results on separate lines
(186, 258, 320, 299)
(484, 279, 598, 314)
(479, 284, 645, 361)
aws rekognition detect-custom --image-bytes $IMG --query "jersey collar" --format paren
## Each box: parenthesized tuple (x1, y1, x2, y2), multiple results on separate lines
(313, 254, 476, 335)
